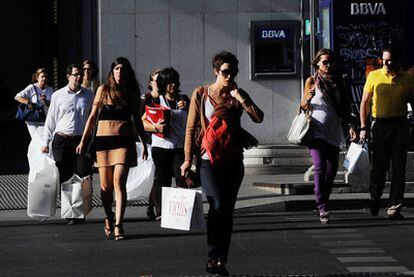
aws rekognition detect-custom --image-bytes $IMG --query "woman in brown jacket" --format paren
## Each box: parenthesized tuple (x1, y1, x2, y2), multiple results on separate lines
(181, 51, 263, 275)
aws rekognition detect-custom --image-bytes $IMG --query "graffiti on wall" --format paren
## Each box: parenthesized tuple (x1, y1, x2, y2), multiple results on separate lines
(334, 21, 405, 114)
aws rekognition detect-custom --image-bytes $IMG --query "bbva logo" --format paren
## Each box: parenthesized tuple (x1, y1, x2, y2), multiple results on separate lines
(351, 2, 387, 15)
(261, 30, 286, 39)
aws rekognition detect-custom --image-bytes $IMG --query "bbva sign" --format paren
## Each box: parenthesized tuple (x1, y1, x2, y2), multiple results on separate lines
(351, 2, 387, 15)
(261, 29, 286, 39)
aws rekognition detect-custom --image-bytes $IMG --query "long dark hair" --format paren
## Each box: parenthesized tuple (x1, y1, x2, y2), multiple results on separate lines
(101, 57, 142, 113)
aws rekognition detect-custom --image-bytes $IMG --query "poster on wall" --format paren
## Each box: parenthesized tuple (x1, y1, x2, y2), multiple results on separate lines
(332, 0, 408, 114)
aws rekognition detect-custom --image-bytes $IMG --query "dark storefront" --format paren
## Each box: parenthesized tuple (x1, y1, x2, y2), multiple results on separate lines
(0, 0, 97, 174)
(316, 0, 414, 115)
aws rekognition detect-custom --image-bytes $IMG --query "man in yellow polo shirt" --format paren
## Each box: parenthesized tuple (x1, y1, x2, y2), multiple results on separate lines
(360, 48, 414, 220)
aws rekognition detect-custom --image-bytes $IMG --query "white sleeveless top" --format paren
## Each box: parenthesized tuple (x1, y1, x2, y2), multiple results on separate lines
(201, 88, 215, 160)
(309, 86, 345, 148)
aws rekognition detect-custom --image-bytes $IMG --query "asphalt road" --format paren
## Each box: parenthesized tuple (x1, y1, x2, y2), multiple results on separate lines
(1, 208, 414, 276)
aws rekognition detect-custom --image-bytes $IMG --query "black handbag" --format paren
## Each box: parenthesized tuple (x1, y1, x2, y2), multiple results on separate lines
(15, 85, 46, 122)
(85, 110, 100, 162)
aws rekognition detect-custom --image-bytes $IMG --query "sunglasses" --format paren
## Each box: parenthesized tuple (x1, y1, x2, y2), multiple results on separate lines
(321, 60, 333, 66)
(219, 69, 238, 77)
(70, 73, 83, 77)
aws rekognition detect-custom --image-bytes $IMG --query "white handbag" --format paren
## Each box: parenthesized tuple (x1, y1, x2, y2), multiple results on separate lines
(287, 107, 312, 145)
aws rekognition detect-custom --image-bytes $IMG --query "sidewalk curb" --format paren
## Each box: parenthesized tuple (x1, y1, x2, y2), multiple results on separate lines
(234, 193, 414, 213)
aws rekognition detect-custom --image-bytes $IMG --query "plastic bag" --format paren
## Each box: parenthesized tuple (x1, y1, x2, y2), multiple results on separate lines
(343, 142, 369, 174)
(126, 143, 155, 201)
(27, 154, 59, 221)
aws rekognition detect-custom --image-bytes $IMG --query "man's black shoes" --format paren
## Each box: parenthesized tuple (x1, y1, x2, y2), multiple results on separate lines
(388, 212, 404, 220)
(369, 200, 380, 216)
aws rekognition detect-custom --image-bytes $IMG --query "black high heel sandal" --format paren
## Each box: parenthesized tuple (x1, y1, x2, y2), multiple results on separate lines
(114, 224, 125, 241)
(103, 211, 115, 238)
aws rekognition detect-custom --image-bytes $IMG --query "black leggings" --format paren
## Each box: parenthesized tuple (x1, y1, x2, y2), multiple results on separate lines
(150, 147, 184, 213)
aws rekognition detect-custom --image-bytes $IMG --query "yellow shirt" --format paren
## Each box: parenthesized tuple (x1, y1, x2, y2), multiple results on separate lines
(364, 68, 414, 118)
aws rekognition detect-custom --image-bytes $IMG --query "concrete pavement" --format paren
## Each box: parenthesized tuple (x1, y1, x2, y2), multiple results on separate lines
(2, 173, 414, 276)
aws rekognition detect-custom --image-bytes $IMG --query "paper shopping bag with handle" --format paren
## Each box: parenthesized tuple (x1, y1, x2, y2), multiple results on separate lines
(161, 187, 205, 231)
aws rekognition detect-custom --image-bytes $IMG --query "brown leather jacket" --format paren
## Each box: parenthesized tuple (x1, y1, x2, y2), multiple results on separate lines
(184, 85, 264, 162)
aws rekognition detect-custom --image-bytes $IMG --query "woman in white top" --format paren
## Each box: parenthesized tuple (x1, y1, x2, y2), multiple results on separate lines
(15, 68, 54, 138)
(300, 48, 357, 224)
(142, 67, 189, 219)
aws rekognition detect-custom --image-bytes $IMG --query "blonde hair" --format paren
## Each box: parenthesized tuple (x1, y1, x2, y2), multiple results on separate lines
(31, 68, 48, 83)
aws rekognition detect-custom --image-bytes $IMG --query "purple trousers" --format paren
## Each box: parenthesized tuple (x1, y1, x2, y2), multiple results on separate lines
(309, 139, 340, 214)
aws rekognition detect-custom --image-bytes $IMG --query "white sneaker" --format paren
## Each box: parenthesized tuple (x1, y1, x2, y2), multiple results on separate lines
(319, 211, 330, 224)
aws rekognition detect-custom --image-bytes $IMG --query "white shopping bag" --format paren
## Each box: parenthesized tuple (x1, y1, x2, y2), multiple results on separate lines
(126, 143, 155, 201)
(27, 126, 46, 183)
(27, 154, 59, 221)
(343, 142, 369, 174)
(61, 174, 93, 219)
(161, 187, 205, 231)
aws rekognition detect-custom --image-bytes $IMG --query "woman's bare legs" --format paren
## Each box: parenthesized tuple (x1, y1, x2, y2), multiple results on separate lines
(113, 164, 130, 239)
(99, 166, 114, 236)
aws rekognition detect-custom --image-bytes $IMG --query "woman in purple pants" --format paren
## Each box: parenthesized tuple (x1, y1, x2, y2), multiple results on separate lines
(300, 49, 357, 223)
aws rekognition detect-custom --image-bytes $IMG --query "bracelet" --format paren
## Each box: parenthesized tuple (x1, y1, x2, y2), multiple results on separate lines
(239, 97, 247, 104)
(359, 127, 367, 131)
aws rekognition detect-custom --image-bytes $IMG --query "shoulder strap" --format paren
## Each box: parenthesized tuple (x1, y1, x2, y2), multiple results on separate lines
(31, 84, 39, 104)
(204, 86, 218, 107)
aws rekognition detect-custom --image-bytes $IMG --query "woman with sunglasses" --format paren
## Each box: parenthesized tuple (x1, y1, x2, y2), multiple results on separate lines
(142, 67, 190, 220)
(181, 51, 263, 275)
(300, 48, 356, 224)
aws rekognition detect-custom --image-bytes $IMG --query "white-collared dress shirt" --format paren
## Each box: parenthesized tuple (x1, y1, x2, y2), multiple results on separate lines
(42, 85, 93, 147)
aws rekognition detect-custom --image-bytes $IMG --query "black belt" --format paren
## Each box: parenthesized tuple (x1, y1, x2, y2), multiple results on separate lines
(56, 132, 81, 140)
(373, 116, 406, 123)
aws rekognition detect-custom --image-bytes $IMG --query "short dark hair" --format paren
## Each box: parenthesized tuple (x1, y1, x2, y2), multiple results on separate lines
(156, 67, 180, 94)
(383, 47, 402, 63)
(66, 63, 82, 75)
(212, 51, 239, 71)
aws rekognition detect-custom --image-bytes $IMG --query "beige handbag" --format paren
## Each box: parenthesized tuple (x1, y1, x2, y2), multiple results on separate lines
(287, 107, 312, 145)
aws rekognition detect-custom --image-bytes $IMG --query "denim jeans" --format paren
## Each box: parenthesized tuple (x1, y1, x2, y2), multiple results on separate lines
(200, 158, 244, 263)
(309, 139, 340, 214)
